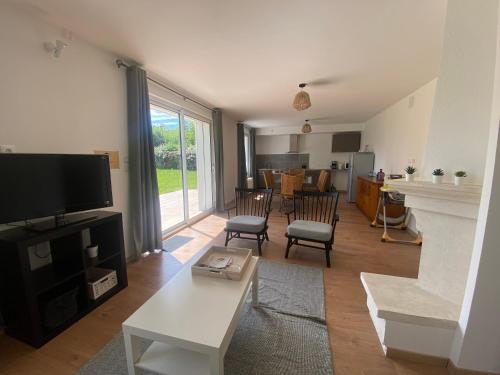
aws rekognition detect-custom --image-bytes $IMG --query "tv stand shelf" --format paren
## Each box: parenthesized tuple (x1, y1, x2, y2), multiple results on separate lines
(0, 211, 127, 348)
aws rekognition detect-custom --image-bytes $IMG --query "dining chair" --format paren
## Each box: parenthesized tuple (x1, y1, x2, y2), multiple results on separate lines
(263, 170, 280, 193)
(288, 168, 304, 175)
(317, 170, 331, 192)
(303, 169, 332, 193)
(280, 173, 304, 212)
(225, 188, 273, 256)
(284, 190, 340, 267)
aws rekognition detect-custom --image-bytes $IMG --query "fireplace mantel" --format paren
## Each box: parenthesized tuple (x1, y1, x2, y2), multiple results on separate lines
(388, 179, 482, 219)
(361, 178, 482, 359)
(387, 179, 482, 203)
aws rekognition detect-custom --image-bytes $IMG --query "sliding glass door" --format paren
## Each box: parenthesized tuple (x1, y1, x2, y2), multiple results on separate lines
(185, 115, 213, 218)
(150, 105, 213, 233)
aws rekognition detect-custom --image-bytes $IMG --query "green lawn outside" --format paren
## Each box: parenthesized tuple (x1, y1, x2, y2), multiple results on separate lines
(156, 169, 197, 195)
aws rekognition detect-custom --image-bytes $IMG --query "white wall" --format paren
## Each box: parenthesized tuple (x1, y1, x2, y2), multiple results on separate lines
(422, 0, 498, 184)
(300, 134, 351, 169)
(450, 1, 500, 371)
(255, 134, 290, 154)
(299, 134, 352, 190)
(0, 4, 131, 255)
(256, 123, 364, 136)
(361, 79, 437, 176)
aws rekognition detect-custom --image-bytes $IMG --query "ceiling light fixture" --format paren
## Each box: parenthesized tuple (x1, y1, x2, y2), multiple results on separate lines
(293, 83, 311, 111)
(302, 119, 312, 134)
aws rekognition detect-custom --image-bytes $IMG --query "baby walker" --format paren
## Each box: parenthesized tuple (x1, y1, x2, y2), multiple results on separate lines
(371, 185, 422, 245)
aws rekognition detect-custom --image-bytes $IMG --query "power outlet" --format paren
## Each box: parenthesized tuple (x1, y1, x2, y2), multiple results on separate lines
(0, 145, 16, 153)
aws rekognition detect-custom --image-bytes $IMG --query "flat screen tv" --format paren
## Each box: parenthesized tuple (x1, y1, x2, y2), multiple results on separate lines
(0, 153, 113, 226)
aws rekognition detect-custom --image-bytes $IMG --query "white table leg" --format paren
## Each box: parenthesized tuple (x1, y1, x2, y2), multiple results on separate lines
(123, 330, 143, 375)
(209, 350, 224, 375)
(252, 266, 259, 307)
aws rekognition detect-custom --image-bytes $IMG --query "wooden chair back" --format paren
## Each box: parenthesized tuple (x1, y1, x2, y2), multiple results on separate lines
(317, 170, 331, 192)
(281, 174, 304, 197)
(288, 168, 305, 178)
(234, 188, 273, 219)
(291, 190, 339, 225)
(263, 170, 274, 189)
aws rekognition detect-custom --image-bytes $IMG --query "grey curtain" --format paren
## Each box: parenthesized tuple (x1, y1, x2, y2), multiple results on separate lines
(212, 109, 225, 211)
(126, 66, 162, 256)
(237, 123, 247, 188)
(249, 127, 257, 182)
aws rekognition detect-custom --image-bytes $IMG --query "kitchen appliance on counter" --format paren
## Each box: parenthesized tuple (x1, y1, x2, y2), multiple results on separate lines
(346, 152, 375, 203)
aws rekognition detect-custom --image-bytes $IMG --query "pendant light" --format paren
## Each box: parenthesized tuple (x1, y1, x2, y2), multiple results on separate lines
(301, 119, 312, 133)
(293, 83, 311, 111)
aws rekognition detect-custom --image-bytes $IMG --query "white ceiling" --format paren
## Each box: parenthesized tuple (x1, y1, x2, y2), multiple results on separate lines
(11, 0, 447, 127)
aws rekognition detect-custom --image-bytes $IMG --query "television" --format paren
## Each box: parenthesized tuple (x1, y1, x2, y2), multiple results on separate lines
(0, 154, 113, 227)
(332, 132, 361, 152)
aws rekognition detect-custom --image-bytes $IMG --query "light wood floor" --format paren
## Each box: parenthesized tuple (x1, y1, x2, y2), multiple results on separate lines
(0, 196, 450, 375)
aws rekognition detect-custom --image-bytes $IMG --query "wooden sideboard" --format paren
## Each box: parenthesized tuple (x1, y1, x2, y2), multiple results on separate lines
(356, 176, 406, 221)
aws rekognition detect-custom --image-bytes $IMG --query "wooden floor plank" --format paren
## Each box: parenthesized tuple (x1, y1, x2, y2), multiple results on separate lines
(0, 195, 448, 375)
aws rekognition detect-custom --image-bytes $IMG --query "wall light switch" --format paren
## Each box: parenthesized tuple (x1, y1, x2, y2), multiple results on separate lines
(94, 150, 120, 169)
(0, 145, 16, 153)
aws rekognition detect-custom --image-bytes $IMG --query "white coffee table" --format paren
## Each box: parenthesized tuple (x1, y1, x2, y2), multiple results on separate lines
(122, 255, 259, 375)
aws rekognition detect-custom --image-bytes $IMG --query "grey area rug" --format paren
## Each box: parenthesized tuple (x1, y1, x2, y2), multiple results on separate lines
(76, 260, 333, 375)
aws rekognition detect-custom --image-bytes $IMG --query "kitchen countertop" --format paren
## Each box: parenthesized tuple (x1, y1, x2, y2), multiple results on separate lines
(256, 168, 334, 188)
(257, 168, 329, 173)
(357, 175, 383, 184)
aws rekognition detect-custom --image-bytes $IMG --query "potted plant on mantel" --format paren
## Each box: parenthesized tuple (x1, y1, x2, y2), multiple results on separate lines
(432, 168, 444, 184)
(404, 166, 416, 182)
(454, 171, 467, 186)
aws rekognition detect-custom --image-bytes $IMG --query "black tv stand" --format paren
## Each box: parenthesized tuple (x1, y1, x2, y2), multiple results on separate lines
(0, 211, 127, 348)
(22, 213, 99, 233)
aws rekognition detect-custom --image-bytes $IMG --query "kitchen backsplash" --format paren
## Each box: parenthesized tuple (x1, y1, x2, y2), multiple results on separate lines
(256, 153, 309, 170)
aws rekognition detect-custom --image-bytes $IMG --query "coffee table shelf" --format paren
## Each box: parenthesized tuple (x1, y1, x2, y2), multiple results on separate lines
(136, 341, 210, 375)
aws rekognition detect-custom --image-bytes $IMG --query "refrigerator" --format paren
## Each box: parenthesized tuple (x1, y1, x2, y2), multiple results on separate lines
(347, 152, 375, 202)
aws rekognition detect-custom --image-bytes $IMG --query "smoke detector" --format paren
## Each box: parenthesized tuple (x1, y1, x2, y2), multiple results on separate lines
(44, 40, 68, 58)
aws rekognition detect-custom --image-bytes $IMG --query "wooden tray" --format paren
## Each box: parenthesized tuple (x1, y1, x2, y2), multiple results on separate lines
(191, 246, 251, 281)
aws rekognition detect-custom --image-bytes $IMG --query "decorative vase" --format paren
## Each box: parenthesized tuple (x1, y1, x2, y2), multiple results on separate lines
(454, 176, 466, 186)
(432, 175, 443, 184)
(86, 245, 99, 258)
(405, 173, 415, 182)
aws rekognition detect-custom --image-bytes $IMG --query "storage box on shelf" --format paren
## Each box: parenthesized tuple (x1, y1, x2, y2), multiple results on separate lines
(87, 267, 118, 300)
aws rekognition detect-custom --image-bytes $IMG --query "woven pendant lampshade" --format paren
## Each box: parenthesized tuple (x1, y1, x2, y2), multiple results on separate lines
(301, 119, 312, 133)
(293, 83, 311, 111)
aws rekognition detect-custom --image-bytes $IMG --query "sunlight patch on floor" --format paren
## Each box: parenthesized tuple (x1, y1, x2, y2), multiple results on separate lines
(167, 215, 227, 264)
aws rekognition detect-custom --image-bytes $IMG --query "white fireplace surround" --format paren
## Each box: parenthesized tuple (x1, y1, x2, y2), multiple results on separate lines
(361, 179, 482, 358)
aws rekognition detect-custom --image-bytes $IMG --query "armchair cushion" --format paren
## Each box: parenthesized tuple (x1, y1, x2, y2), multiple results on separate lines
(226, 215, 266, 233)
(287, 220, 333, 242)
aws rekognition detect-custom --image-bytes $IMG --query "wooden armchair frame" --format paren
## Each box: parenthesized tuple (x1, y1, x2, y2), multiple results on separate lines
(285, 190, 340, 267)
(225, 188, 273, 256)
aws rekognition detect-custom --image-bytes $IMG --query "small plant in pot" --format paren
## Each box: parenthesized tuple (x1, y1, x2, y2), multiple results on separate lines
(454, 171, 467, 186)
(432, 168, 444, 184)
(404, 166, 416, 182)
